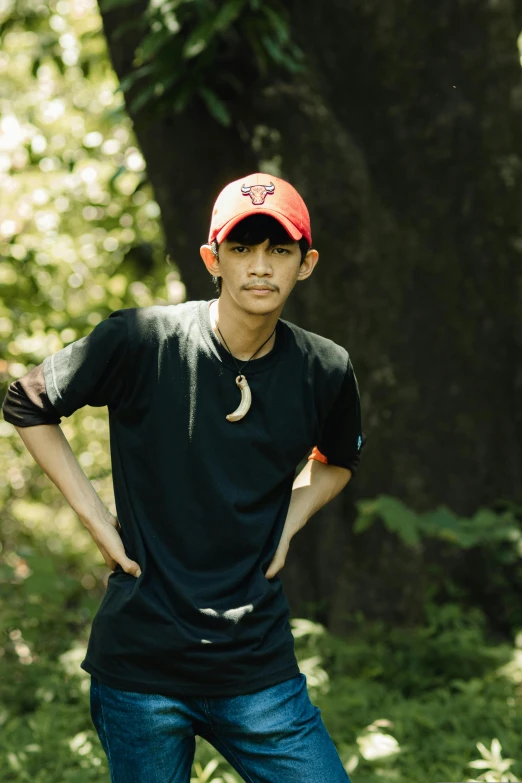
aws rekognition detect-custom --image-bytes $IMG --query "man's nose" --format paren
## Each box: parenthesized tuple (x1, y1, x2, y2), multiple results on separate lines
(249, 248, 273, 275)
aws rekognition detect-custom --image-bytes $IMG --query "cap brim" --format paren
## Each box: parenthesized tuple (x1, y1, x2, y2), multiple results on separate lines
(213, 208, 303, 244)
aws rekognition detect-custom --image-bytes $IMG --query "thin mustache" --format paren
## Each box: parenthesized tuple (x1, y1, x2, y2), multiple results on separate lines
(246, 284, 277, 290)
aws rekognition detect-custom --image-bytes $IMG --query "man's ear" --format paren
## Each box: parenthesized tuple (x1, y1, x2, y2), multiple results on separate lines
(200, 244, 220, 277)
(297, 248, 319, 282)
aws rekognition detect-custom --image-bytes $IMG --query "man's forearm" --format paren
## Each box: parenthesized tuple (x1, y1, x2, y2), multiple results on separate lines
(13, 423, 112, 530)
(281, 458, 352, 542)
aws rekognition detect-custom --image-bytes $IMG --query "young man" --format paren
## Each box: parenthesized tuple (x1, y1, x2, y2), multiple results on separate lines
(2, 172, 366, 782)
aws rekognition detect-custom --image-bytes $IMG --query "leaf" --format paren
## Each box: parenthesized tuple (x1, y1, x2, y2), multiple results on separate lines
(173, 77, 196, 112)
(476, 741, 493, 759)
(490, 738, 503, 761)
(280, 46, 306, 74)
(419, 505, 520, 549)
(119, 63, 156, 94)
(246, 31, 269, 75)
(419, 505, 461, 534)
(129, 82, 158, 113)
(201, 758, 220, 780)
(261, 33, 285, 65)
(198, 86, 231, 126)
(353, 498, 381, 534)
(157, 70, 180, 94)
(182, 18, 216, 59)
(472, 509, 504, 529)
(213, 0, 247, 32)
(138, 29, 171, 62)
(353, 514, 374, 534)
(372, 495, 421, 547)
(260, 4, 290, 44)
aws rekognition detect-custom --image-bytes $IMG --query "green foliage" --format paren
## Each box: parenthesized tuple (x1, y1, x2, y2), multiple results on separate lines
(0, 0, 186, 557)
(355, 494, 522, 553)
(104, 0, 305, 126)
(2, 542, 522, 783)
(292, 611, 522, 783)
(352, 496, 522, 634)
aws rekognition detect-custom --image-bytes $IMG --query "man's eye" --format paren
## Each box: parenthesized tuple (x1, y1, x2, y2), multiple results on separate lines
(273, 247, 289, 254)
(232, 246, 247, 253)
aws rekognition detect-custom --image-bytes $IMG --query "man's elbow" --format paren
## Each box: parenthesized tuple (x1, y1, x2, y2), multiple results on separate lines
(312, 459, 352, 493)
(332, 464, 352, 487)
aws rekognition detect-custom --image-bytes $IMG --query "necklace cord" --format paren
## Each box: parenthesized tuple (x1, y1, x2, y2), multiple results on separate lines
(215, 320, 277, 376)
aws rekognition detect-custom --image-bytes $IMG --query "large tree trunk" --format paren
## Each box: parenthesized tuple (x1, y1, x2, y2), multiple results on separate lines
(99, 0, 522, 633)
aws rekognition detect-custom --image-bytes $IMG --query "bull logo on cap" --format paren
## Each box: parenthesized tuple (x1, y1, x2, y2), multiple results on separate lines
(241, 182, 275, 205)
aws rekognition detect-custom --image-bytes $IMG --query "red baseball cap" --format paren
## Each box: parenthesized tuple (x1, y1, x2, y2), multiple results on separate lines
(208, 173, 312, 246)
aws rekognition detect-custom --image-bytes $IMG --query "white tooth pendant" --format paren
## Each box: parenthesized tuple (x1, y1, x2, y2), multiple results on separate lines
(226, 375, 252, 422)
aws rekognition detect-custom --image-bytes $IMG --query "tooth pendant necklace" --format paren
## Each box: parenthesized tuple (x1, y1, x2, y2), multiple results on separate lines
(214, 312, 277, 423)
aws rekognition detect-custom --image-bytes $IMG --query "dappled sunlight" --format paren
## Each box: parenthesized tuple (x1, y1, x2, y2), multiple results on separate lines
(59, 643, 89, 680)
(0, 0, 173, 371)
(9, 498, 98, 553)
(290, 616, 326, 638)
(296, 654, 330, 694)
(356, 719, 402, 762)
(291, 617, 330, 694)
(9, 628, 34, 665)
(496, 633, 522, 707)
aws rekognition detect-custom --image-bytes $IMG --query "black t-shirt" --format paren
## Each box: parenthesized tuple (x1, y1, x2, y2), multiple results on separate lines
(4, 299, 366, 697)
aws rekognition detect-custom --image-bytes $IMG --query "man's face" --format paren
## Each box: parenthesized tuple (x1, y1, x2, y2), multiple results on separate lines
(201, 236, 318, 313)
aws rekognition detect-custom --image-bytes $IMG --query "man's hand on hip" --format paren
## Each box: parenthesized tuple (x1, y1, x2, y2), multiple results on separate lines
(87, 515, 142, 578)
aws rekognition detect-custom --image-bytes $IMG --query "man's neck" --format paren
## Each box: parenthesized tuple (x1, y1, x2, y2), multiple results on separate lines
(209, 296, 281, 362)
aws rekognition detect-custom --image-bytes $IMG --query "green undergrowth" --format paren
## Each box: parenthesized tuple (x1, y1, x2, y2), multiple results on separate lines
(299, 609, 522, 783)
(1, 533, 522, 782)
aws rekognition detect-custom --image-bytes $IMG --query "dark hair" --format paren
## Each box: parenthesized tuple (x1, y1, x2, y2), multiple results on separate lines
(210, 214, 310, 295)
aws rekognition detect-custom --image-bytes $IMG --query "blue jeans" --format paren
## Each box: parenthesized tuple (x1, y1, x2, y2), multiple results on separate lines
(90, 672, 351, 783)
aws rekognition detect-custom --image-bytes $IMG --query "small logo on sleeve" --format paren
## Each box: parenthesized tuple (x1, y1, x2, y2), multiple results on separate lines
(357, 435, 362, 450)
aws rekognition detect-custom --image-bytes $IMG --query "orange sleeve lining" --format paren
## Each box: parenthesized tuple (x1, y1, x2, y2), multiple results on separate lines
(307, 445, 328, 464)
